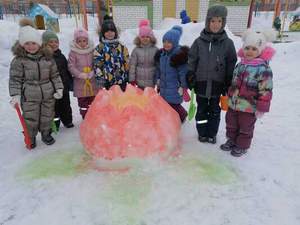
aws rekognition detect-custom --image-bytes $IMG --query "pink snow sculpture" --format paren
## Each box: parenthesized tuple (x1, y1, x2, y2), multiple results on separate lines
(80, 84, 181, 159)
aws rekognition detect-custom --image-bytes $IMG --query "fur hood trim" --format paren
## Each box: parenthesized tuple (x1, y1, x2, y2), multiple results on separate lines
(11, 41, 53, 59)
(237, 45, 275, 61)
(170, 46, 189, 67)
(133, 36, 157, 47)
(69, 39, 95, 54)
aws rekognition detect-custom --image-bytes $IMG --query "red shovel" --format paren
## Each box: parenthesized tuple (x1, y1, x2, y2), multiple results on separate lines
(15, 103, 32, 150)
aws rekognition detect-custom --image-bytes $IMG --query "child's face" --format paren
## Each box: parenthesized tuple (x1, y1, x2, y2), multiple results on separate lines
(23, 42, 40, 54)
(104, 30, 116, 40)
(76, 37, 88, 48)
(140, 36, 151, 45)
(244, 46, 260, 60)
(47, 39, 59, 51)
(209, 17, 223, 33)
(163, 41, 173, 51)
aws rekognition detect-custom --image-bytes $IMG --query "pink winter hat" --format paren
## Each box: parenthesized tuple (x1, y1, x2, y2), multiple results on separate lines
(138, 19, 153, 38)
(74, 28, 89, 41)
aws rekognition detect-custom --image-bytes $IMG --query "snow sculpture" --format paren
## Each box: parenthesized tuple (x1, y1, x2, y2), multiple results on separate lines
(80, 84, 181, 159)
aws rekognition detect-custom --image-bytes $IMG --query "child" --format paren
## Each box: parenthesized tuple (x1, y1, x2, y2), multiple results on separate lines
(155, 25, 190, 123)
(129, 19, 158, 89)
(187, 5, 237, 144)
(220, 29, 275, 157)
(94, 15, 129, 91)
(9, 18, 64, 148)
(42, 30, 74, 130)
(68, 28, 98, 119)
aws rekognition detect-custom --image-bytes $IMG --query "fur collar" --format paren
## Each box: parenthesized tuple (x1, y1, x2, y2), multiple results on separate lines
(11, 41, 53, 59)
(237, 46, 276, 62)
(133, 36, 157, 47)
(69, 39, 94, 54)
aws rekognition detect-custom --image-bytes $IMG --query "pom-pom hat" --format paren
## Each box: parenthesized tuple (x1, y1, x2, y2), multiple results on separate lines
(138, 19, 153, 38)
(18, 18, 42, 46)
(74, 28, 89, 41)
(162, 25, 183, 48)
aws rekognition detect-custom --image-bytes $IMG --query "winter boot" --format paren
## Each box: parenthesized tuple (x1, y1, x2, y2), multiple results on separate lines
(230, 146, 247, 157)
(207, 136, 216, 144)
(41, 132, 55, 145)
(64, 123, 74, 128)
(198, 136, 208, 143)
(220, 139, 235, 151)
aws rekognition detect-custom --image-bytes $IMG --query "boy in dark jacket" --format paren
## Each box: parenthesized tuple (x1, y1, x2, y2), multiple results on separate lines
(187, 5, 237, 144)
(42, 30, 74, 130)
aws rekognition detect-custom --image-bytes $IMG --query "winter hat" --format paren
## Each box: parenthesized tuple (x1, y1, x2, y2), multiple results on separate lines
(242, 29, 276, 54)
(138, 19, 153, 38)
(42, 30, 58, 44)
(18, 18, 42, 46)
(101, 15, 118, 38)
(205, 5, 228, 32)
(163, 25, 183, 48)
(74, 28, 89, 41)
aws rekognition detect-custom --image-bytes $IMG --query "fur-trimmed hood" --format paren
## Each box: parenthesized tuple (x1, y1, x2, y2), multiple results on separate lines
(133, 36, 157, 47)
(154, 46, 189, 67)
(11, 41, 53, 59)
(237, 46, 275, 61)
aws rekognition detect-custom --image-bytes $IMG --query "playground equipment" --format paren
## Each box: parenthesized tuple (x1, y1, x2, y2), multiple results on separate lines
(289, 7, 300, 31)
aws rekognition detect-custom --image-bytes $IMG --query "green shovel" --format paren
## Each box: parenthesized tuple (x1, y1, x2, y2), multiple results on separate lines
(188, 89, 196, 121)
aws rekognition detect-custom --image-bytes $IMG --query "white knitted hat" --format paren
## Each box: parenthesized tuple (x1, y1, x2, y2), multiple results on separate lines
(18, 18, 42, 46)
(242, 29, 276, 54)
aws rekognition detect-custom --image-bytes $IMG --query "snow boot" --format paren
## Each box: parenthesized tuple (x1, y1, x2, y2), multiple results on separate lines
(207, 136, 216, 144)
(230, 146, 247, 157)
(30, 137, 36, 149)
(64, 123, 74, 128)
(220, 139, 235, 151)
(198, 136, 208, 143)
(41, 132, 55, 145)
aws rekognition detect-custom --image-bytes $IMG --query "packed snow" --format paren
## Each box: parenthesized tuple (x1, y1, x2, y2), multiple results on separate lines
(0, 13, 299, 225)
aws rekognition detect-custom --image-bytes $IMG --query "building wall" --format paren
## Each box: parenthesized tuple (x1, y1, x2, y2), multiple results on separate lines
(227, 6, 250, 34)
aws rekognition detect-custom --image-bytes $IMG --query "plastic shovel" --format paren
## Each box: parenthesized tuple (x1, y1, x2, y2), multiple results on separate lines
(188, 89, 196, 121)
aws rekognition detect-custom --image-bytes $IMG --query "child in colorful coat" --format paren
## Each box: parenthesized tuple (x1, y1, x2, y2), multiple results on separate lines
(129, 19, 158, 89)
(93, 15, 129, 91)
(155, 25, 190, 123)
(187, 5, 237, 144)
(9, 19, 63, 148)
(68, 28, 98, 119)
(220, 29, 276, 157)
(42, 30, 74, 129)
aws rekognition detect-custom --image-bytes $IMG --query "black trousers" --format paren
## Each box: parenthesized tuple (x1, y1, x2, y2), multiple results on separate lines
(195, 96, 221, 138)
(54, 90, 73, 126)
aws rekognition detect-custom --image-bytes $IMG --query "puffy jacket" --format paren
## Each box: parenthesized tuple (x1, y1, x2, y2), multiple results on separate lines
(228, 47, 275, 113)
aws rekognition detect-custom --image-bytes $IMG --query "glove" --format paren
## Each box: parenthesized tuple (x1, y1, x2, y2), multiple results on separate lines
(87, 71, 94, 79)
(78, 72, 88, 79)
(186, 71, 195, 90)
(130, 81, 137, 87)
(53, 89, 63, 99)
(183, 88, 191, 102)
(255, 111, 264, 119)
(10, 95, 21, 108)
(178, 87, 183, 96)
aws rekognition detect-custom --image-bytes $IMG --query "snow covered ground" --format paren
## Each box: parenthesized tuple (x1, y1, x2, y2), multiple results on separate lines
(0, 13, 300, 225)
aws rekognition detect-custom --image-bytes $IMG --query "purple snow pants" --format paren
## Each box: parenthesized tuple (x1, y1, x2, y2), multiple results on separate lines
(225, 108, 257, 149)
(169, 103, 187, 123)
(77, 96, 95, 119)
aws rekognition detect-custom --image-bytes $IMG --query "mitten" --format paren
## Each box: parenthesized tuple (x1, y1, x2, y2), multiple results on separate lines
(186, 71, 195, 90)
(183, 88, 191, 102)
(53, 89, 63, 99)
(78, 72, 88, 79)
(130, 81, 137, 87)
(10, 95, 21, 108)
(87, 71, 94, 79)
(255, 111, 264, 119)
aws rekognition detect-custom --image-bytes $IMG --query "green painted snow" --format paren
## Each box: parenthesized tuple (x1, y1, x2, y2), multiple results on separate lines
(17, 147, 91, 180)
(101, 171, 152, 225)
